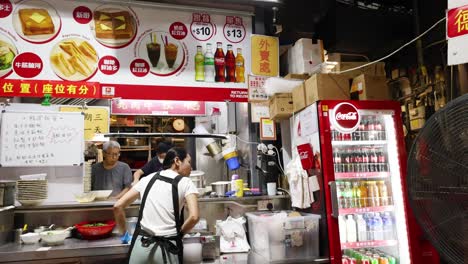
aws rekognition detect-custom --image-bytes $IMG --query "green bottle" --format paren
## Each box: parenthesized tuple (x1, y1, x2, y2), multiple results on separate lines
(195, 45, 204, 81)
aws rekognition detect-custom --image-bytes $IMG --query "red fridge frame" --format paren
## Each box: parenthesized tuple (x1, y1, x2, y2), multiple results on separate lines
(316, 100, 414, 264)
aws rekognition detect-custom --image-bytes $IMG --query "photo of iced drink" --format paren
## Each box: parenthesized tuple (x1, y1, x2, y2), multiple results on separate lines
(165, 43, 178, 69)
(146, 33, 160, 67)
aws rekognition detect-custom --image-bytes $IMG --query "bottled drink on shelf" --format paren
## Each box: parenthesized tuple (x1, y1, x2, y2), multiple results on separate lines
(194, 45, 205, 81)
(235, 48, 245, 83)
(352, 181, 362, 208)
(377, 181, 389, 206)
(214, 42, 225, 82)
(343, 250, 397, 264)
(381, 212, 394, 240)
(365, 213, 375, 241)
(337, 181, 346, 209)
(356, 214, 367, 242)
(346, 215, 357, 242)
(334, 148, 342, 173)
(204, 43, 215, 82)
(359, 181, 368, 208)
(339, 215, 348, 242)
(372, 213, 384, 240)
(225, 44, 236, 82)
(344, 181, 354, 208)
(367, 181, 380, 207)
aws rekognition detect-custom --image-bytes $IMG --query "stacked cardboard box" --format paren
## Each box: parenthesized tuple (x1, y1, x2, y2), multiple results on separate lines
(269, 93, 293, 120)
(350, 74, 390, 100)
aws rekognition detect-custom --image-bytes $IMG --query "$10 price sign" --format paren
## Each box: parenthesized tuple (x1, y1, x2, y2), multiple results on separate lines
(223, 16, 246, 43)
(190, 13, 215, 41)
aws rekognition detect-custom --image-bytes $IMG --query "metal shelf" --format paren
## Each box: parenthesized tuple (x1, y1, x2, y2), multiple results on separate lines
(332, 140, 387, 146)
(341, 240, 398, 249)
(104, 132, 229, 139)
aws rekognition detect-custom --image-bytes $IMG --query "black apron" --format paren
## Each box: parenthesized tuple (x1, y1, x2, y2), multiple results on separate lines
(127, 173, 185, 264)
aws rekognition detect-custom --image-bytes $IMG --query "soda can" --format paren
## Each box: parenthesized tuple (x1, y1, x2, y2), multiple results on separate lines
(387, 256, 396, 264)
(379, 257, 389, 264)
(362, 259, 371, 264)
(349, 258, 357, 264)
(342, 257, 350, 264)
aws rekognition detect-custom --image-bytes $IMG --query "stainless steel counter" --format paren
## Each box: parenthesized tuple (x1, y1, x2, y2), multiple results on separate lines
(0, 235, 329, 264)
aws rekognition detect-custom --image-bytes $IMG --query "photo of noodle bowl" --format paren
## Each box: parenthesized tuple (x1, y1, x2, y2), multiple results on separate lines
(50, 38, 98, 81)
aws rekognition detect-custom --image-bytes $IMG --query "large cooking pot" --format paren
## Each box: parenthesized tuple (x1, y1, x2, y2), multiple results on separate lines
(210, 181, 231, 197)
(125, 138, 148, 146)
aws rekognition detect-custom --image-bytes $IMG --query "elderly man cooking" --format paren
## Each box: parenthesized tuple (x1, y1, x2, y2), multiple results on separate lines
(91, 140, 132, 199)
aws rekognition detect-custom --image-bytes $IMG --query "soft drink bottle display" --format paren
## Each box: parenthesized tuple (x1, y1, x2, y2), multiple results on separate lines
(225, 44, 236, 82)
(235, 48, 245, 83)
(372, 213, 384, 240)
(214, 42, 225, 82)
(333, 115, 387, 141)
(195, 45, 204, 81)
(204, 43, 215, 82)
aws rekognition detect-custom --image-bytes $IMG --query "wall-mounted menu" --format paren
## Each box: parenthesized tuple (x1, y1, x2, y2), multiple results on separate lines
(0, 111, 84, 166)
(0, 0, 252, 102)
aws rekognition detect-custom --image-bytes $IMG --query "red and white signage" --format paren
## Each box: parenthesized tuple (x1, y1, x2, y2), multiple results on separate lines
(447, 0, 468, 65)
(330, 102, 360, 133)
(297, 143, 315, 170)
(0, 1, 251, 101)
(111, 99, 206, 116)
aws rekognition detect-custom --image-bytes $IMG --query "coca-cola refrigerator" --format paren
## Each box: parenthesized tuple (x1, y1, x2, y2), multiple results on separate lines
(290, 100, 414, 264)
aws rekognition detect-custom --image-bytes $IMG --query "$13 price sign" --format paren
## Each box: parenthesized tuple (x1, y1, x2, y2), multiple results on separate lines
(223, 16, 246, 43)
(190, 13, 215, 41)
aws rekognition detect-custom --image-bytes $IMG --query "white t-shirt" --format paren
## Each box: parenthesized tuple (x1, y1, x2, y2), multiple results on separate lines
(134, 169, 198, 236)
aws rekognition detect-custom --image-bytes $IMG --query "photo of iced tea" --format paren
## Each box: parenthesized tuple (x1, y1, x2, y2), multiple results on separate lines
(164, 43, 178, 69)
(146, 33, 160, 67)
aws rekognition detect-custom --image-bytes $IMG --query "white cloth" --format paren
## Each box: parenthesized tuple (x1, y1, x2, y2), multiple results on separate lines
(285, 155, 312, 209)
(216, 216, 250, 253)
(134, 169, 198, 236)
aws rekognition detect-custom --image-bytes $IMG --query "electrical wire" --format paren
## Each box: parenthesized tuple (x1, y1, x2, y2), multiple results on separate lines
(235, 135, 260, 145)
(272, 146, 285, 174)
(335, 17, 446, 74)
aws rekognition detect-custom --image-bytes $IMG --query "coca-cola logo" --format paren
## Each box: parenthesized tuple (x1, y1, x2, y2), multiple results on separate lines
(299, 151, 308, 159)
(214, 58, 225, 65)
(331, 102, 360, 133)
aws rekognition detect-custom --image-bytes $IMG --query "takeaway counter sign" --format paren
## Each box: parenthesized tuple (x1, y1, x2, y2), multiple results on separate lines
(447, 1, 468, 65)
(111, 99, 206, 116)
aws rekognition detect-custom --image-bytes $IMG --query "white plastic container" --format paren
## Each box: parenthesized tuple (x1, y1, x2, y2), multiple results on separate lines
(346, 215, 357, 243)
(246, 211, 320, 262)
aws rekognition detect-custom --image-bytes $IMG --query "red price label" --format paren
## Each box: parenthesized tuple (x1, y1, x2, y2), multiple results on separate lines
(0, 0, 13, 18)
(73, 6, 92, 24)
(130, 59, 149, 77)
(99, 56, 120, 75)
(223, 16, 246, 43)
(13, 52, 43, 78)
(169, 22, 188, 40)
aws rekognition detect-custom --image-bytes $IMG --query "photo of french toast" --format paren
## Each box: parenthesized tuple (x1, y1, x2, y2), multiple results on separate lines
(92, 7, 136, 47)
(18, 8, 55, 36)
(50, 39, 98, 81)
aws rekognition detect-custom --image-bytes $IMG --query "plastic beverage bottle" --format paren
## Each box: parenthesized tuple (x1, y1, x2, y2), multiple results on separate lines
(195, 45, 205, 81)
(366, 213, 375, 241)
(231, 174, 239, 194)
(337, 181, 346, 209)
(377, 181, 388, 206)
(373, 213, 384, 241)
(382, 212, 394, 240)
(225, 44, 236, 82)
(235, 48, 245, 83)
(352, 181, 361, 208)
(356, 214, 367, 241)
(214, 42, 225, 82)
(359, 181, 368, 208)
(338, 215, 348, 243)
(346, 215, 357, 243)
(204, 43, 215, 82)
(344, 182, 354, 208)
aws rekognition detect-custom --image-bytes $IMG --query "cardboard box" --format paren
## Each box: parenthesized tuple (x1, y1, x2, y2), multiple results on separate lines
(304, 74, 350, 104)
(332, 62, 386, 79)
(284, 73, 310, 80)
(287, 38, 324, 75)
(292, 83, 306, 112)
(351, 74, 390, 100)
(269, 93, 293, 120)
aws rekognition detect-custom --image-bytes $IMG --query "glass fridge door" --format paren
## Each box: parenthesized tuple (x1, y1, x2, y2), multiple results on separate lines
(330, 111, 411, 264)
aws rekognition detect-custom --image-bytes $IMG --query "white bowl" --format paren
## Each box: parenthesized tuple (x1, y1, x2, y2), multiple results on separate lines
(90, 190, 112, 200)
(21, 232, 40, 244)
(39, 230, 68, 245)
(74, 192, 96, 203)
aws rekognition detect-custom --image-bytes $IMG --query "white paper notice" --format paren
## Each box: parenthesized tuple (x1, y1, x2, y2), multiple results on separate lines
(308, 175, 320, 192)
(299, 105, 318, 137)
(251, 102, 270, 123)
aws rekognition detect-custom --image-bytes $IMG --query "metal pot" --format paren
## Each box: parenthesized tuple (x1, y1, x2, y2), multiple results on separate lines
(190, 171, 205, 188)
(210, 181, 231, 197)
(125, 138, 148, 146)
(0, 181, 15, 207)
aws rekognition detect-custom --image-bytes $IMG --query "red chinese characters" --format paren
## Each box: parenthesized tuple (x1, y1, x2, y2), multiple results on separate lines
(0, 79, 100, 98)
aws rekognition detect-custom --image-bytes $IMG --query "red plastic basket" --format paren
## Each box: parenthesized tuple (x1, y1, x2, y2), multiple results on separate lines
(75, 220, 116, 240)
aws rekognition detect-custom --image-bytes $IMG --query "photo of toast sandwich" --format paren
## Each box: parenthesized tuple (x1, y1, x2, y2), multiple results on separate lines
(18, 8, 55, 36)
(50, 39, 98, 81)
(93, 8, 136, 46)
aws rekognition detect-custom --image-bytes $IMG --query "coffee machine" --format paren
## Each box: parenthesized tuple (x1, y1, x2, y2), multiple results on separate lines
(256, 152, 280, 195)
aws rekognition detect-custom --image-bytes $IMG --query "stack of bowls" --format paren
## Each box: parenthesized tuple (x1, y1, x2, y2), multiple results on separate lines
(16, 180, 47, 206)
(83, 161, 92, 192)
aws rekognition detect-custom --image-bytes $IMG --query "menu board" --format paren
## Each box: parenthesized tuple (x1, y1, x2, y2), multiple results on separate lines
(0, 111, 84, 166)
(0, 0, 252, 102)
